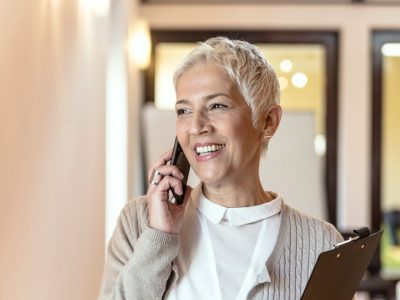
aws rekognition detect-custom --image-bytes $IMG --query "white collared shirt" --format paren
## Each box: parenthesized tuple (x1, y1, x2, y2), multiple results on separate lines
(166, 189, 282, 300)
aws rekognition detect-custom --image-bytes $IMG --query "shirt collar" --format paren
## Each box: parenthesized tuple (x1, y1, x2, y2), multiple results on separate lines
(196, 191, 282, 227)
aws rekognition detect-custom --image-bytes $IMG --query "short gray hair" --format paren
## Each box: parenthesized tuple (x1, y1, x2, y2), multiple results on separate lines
(173, 36, 280, 132)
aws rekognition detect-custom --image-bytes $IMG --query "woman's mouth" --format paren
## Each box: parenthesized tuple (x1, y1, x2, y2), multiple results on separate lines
(195, 144, 225, 157)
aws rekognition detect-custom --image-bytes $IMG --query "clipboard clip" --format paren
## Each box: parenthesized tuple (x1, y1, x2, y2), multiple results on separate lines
(333, 227, 370, 249)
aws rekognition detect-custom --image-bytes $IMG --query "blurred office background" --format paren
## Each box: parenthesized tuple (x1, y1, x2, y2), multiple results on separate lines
(1, 0, 400, 299)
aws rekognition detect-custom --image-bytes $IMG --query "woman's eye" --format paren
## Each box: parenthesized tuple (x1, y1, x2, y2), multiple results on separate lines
(176, 108, 191, 115)
(209, 103, 228, 110)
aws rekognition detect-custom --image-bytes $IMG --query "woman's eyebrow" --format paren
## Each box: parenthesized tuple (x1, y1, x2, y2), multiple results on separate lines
(175, 99, 190, 106)
(204, 93, 229, 100)
(176, 93, 230, 106)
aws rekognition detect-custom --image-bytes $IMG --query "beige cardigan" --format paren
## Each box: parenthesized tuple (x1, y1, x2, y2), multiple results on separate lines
(98, 186, 342, 300)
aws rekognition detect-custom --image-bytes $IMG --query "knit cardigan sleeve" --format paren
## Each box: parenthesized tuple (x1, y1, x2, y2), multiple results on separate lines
(97, 196, 179, 300)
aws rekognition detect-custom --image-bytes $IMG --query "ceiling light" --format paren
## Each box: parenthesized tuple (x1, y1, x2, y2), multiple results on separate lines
(291, 72, 308, 89)
(280, 59, 293, 73)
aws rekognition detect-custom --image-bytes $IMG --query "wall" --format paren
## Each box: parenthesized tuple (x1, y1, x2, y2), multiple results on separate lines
(138, 4, 400, 229)
(0, 0, 107, 299)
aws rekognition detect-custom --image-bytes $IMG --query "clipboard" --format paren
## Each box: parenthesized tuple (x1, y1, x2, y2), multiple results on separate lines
(301, 228, 383, 300)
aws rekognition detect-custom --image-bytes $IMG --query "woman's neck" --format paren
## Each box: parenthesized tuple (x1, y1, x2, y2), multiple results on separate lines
(201, 178, 273, 208)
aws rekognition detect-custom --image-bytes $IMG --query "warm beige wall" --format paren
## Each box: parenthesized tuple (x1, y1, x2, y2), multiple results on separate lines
(139, 4, 400, 229)
(0, 0, 106, 299)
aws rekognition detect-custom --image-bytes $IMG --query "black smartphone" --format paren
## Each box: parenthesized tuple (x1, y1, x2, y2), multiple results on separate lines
(170, 138, 190, 205)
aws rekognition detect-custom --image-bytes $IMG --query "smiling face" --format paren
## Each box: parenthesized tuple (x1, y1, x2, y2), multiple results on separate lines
(175, 63, 264, 187)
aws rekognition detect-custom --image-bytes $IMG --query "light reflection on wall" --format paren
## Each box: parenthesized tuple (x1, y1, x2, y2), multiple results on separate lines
(127, 19, 151, 69)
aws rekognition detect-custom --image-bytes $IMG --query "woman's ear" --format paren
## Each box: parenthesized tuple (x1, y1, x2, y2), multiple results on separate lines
(262, 105, 282, 138)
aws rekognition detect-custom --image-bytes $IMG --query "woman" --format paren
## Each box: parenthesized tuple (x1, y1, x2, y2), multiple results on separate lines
(98, 37, 342, 300)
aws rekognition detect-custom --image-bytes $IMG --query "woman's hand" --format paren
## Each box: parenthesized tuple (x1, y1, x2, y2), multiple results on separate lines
(146, 149, 192, 234)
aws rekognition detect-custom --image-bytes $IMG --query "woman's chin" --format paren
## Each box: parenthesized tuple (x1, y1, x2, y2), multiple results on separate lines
(196, 173, 225, 186)
(192, 165, 230, 186)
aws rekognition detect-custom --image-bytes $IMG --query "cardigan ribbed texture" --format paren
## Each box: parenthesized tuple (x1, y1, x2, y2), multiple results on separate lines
(98, 189, 343, 300)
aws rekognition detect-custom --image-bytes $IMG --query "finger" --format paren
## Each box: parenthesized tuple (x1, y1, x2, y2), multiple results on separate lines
(168, 186, 192, 215)
(148, 166, 163, 183)
(148, 169, 163, 189)
(154, 165, 184, 180)
(153, 149, 173, 168)
(160, 149, 173, 164)
(147, 166, 184, 191)
(156, 175, 184, 196)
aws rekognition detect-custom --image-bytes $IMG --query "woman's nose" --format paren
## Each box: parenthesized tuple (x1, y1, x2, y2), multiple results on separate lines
(188, 111, 211, 135)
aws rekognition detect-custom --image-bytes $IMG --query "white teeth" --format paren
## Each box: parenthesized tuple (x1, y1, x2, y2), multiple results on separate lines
(195, 144, 225, 156)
